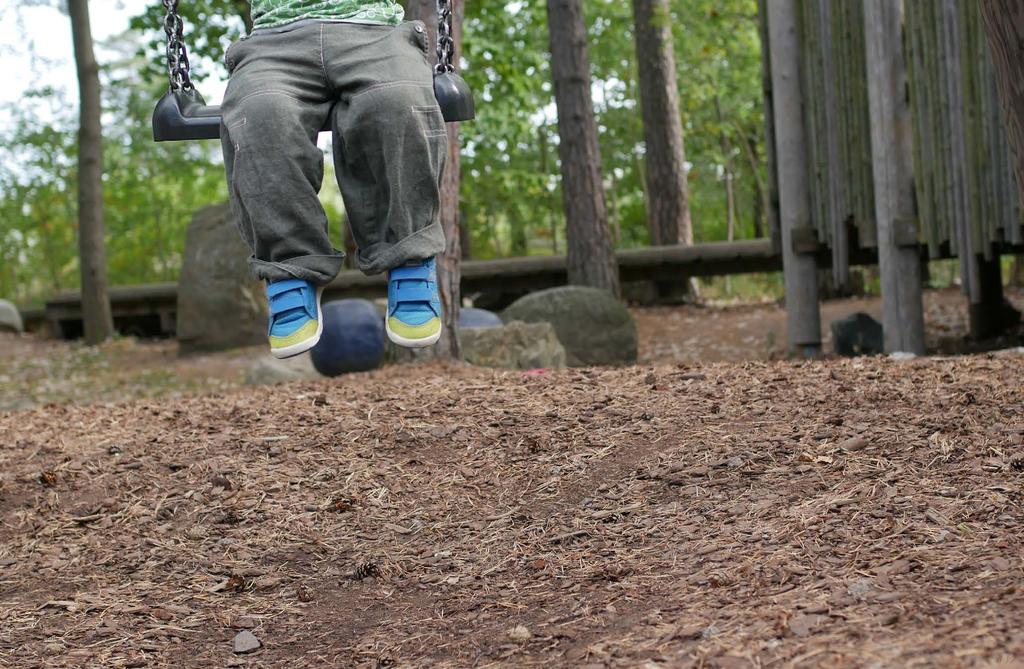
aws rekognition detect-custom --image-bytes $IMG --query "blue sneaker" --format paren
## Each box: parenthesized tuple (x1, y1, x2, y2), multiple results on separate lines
(386, 257, 441, 348)
(266, 279, 324, 359)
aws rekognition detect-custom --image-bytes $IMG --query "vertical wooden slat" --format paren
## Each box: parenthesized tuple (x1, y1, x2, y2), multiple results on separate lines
(864, 0, 925, 354)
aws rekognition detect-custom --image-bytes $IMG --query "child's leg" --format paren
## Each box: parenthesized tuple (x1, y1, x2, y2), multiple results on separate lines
(220, 24, 342, 285)
(325, 21, 448, 275)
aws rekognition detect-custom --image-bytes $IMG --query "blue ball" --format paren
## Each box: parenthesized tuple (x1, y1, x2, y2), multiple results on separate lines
(310, 299, 385, 376)
(459, 307, 503, 329)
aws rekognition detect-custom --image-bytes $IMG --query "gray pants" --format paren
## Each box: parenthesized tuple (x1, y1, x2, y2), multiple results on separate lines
(221, 20, 447, 284)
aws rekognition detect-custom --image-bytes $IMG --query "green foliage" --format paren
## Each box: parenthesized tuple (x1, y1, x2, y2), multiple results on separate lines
(2, 0, 769, 303)
(0, 26, 226, 304)
(462, 0, 766, 257)
(127, 0, 250, 87)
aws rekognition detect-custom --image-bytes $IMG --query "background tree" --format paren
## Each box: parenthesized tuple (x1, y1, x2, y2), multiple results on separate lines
(404, 0, 464, 359)
(632, 0, 692, 247)
(2, 1, 771, 309)
(69, 0, 114, 344)
(546, 0, 621, 296)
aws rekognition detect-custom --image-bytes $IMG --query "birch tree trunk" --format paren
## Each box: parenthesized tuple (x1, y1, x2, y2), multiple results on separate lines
(546, 0, 621, 296)
(69, 0, 114, 345)
(631, 0, 692, 246)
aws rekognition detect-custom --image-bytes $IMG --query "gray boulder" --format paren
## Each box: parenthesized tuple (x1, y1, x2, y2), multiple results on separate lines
(0, 299, 23, 333)
(831, 312, 884, 357)
(177, 203, 267, 354)
(461, 321, 566, 370)
(502, 286, 637, 366)
(245, 354, 320, 385)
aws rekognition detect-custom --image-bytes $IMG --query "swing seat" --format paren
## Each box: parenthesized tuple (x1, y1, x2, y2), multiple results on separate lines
(152, 89, 221, 141)
(153, 73, 475, 142)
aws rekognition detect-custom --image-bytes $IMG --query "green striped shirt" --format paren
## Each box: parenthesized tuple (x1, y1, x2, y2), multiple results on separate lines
(251, 0, 404, 30)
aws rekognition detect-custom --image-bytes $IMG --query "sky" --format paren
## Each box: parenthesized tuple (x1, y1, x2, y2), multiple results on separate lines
(0, 0, 227, 130)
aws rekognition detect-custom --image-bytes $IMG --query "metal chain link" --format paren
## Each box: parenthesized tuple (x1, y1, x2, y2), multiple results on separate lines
(162, 0, 195, 92)
(164, 0, 452, 85)
(435, 0, 455, 74)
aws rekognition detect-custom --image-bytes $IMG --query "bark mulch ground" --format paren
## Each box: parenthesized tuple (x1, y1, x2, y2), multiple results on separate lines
(1, 354, 1023, 668)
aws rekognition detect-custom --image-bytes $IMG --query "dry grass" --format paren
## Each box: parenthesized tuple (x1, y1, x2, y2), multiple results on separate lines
(2, 353, 1023, 667)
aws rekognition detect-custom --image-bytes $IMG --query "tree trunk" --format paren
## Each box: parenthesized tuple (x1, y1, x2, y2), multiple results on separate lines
(404, 0, 463, 359)
(979, 0, 1024, 201)
(69, 0, 114, 345)
(546, 0, 620, 296)
(757, 0, 782, 254)
(233, 0, 254, 33)
(714, 96, 737, 245)
(632, 0, 692, 246)
(538, 125, 559, 254)
(766, 0, 821, 356)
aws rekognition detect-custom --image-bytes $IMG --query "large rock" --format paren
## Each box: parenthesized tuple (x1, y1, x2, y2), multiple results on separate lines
(830, 312, 884, 356)
(245, 354, 320, 385)
(461, 321, 566, 370)
(0, 299, 23, 333)
(459, 307, 503, 330)
(177, 203, 267, 353)
(502, 286, 637, 367)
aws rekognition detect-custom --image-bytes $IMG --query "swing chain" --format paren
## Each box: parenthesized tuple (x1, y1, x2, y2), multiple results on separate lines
(162, 0, 195, 92)
(435, 0, 455, 74)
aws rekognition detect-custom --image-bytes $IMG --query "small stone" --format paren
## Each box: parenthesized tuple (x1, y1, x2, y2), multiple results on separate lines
(838, 436, 869, 452)
(789, 613, 827, 637)
(673, 624, 704, 640)
(507, 625, 532, 642)
(232, 615, 256, 629)
(233, 630, 261, 654)
(210, 473, 232, 489)
(889, 351, 917, 361)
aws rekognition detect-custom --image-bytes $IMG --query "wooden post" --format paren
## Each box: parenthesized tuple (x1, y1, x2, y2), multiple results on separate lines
(766, 0, 821, 356)
(863, 0, 925, 355)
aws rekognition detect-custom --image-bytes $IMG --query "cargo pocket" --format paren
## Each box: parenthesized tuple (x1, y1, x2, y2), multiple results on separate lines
(413, 103, 448, 175)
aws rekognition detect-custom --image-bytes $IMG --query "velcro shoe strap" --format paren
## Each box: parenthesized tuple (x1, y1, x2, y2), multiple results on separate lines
(267, 279, 309, 298)
(392, 284, 435, 304)
(390, 263, 433, 281)
(270, 291, 308, 316)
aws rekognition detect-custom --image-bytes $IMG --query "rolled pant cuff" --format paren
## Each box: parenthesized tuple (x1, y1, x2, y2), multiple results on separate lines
(356, 221, 446, 276)
(248, 253, 346, 285)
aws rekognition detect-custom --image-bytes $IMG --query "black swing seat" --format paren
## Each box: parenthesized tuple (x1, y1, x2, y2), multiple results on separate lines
(153, 72, 475, 142)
